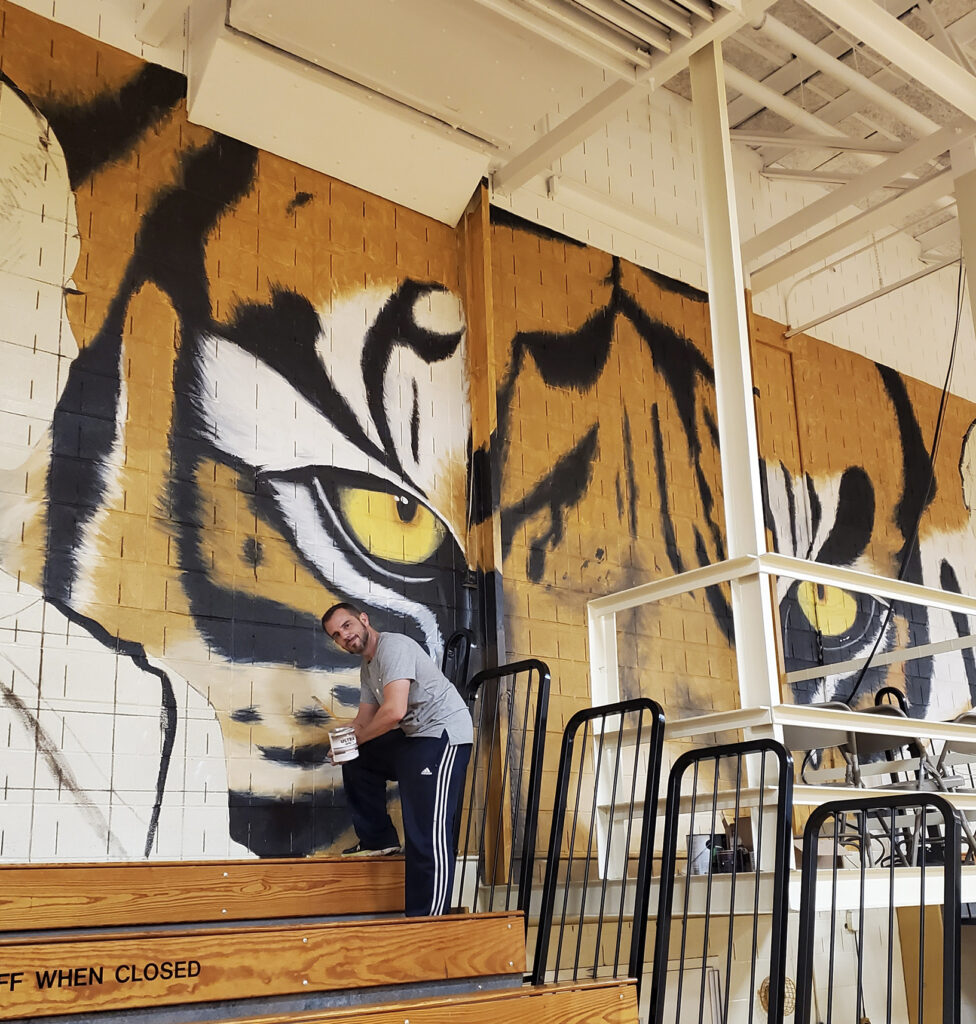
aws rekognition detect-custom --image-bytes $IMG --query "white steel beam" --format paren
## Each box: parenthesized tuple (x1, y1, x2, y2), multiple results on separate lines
(523, 0, 663, 59)
(572, 0, 687, 41)
(916, 214, 960, 253)
(724, 63, 843, 138)
(623, 0, 693, 37)
(760, 168, 915, 188)
(783, 256, 959, 337)
(743, 123, 970, 265)
(726, 0, 919, 127)
(690, 42, 782, 721)
(548, 175, 705, 261)
(952, 139, 976, 362)
(729, 130, 902, 154)
(912, 0, 976, 77)
(807, 0, 976, 124)
(759, 550, 976, 614)
(492, 1, 774, 194)
(785, 628, 976, 684)
(750, 169, 953, 293)
(758, 15, 939, 138)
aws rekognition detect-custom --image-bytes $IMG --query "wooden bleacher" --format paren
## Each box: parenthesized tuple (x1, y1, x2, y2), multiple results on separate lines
(195, 979, 640, 1024)
(0, 858, 638, 1024)
(0, 857, 406, 929)
(0, 858, 524, 1021)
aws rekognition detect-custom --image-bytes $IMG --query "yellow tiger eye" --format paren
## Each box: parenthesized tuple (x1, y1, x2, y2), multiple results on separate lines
(337, 486, 446, 564)
(796, 580, 858, 636)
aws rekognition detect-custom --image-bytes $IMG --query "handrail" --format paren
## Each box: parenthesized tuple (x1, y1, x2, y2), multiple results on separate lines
(648, 739, 794, 1024)
(456, 659, 551, 926)
(531, 698, 665, 994)
(795, 793, 962, 1024)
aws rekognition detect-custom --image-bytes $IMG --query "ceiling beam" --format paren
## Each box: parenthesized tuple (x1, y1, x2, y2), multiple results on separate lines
(742, 123, 971, 265)
(758, 15, 938, 138)
(750, 169, 954, 293)
(725, 0, 918, 127)
(784, 256, 959, 338)
(914, 0, 976, 76)
(916, 214, 959, 254)
(491, 0, 776, 195)
(729, 130, 902, 154)
(724, 64, 850, 137)
(522, 0, 663, 60)
(759, 168, 915, 187)
(806, 0, 976, 124)
(549, 175, 705, 262)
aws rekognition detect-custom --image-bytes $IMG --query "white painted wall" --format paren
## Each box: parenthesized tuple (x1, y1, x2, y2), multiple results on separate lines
(9, 0, 186, 70)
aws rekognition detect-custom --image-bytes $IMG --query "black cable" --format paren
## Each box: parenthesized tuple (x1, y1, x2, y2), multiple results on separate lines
(844, 260, 967, 709)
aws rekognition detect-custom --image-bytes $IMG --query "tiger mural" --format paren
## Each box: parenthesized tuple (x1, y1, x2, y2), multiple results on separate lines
(761, 350, 976, 720)
(0, 39, 473, 858)
(5, 5, 976, 865)
(488, 214, 976, 727)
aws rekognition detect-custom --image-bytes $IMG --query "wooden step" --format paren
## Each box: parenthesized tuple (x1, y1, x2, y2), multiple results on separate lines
(0, 911, 523, 1020)
(0, 857, 404, 931)
(186, 979, 639, 1024)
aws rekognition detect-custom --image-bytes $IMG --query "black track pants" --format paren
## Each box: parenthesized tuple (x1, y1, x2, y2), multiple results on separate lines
(342, 728, 471, 916)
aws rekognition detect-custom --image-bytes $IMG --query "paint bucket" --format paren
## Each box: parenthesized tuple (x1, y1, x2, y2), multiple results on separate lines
(329, 726, 359, 763)
(687, 833, 724, 875)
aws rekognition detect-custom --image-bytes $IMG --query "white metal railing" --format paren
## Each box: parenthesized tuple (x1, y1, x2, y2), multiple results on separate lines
(588, 550, 976, 721)
(588, 551, 976, 882)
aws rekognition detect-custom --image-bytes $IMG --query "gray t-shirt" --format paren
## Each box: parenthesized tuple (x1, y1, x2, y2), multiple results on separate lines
(361, 633, 473, 744)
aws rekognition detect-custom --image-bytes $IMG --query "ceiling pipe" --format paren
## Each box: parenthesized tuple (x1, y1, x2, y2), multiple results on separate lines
(724, 63, 849, 138)
(758, 15, 939, 139)
(807, 0, 976, 124)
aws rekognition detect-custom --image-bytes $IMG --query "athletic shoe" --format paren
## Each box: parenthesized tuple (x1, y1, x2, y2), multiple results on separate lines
(341, 841, 401, 857)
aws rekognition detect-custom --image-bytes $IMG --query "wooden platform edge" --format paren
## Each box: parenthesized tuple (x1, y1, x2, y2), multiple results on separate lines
(0, 857, 406, 930)
(0, 912, 526, 1020)
(185, 978, 640, 1024)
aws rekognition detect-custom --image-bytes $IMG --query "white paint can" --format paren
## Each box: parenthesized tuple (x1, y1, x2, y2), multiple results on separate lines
(329, 726, 359, 763)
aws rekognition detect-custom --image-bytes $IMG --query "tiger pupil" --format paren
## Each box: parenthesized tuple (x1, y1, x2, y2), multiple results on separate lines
(396, 495, 417, 524)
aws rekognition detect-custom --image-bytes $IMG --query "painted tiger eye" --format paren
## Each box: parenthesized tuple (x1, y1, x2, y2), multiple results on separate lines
(337, 486, 446, 564)
(796, 581, 858, 637)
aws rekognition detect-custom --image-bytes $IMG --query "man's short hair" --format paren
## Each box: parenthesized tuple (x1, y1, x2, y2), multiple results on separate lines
(321, 602, 363, 631)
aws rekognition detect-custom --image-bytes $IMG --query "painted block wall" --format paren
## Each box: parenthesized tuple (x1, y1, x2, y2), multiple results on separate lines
(488, 211, 735, 772)
(0, 3, 470, 860)
(3, 3, 976, 867)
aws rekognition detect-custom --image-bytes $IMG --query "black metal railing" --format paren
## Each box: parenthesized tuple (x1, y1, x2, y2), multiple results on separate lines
(795, 793, 962, 1024)
(648, 739, 794, 1024)
(531, 697, 666, 990)
(454, 659, 551, 923)
(441, 628, 473, 689)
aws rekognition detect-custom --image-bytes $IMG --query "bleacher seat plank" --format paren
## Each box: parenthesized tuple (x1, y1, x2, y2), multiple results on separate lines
(198, 979, 639, 1024)
(0, 857, 404, 931)
(0, 911, 524, 1020)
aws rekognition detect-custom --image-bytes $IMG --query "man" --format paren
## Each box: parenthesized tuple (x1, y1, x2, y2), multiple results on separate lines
(321, 602, 472, 917)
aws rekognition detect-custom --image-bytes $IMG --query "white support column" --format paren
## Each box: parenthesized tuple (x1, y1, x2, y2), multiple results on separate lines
(952, 140, 976, 341)
(689, 42, 781, 727)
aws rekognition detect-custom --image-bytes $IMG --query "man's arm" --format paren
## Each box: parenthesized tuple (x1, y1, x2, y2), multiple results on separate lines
(353, 678, 409, 744)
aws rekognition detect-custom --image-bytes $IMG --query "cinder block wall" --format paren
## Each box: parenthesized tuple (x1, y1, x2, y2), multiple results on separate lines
(2, 3, 976, 863)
